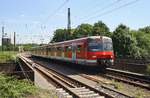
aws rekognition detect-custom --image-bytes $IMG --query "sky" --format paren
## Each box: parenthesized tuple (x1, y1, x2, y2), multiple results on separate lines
(0, 0, 149, 45)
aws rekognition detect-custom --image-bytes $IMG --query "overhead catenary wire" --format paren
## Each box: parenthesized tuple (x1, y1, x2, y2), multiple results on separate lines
(81, 0, 140, 23)
(30, 0, 139, 43)
(72, 0, 140, 28)
(42, 0, 69, 24)
(29, 0, 69, 43)
(78, 0, 123, 21)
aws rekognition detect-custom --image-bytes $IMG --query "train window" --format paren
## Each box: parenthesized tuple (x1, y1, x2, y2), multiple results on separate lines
(60, 47, 62, 51)
(65, 46, 68, 51)
(57, 47, 62, 51)
(88, 38, 103, 52)
(65, 46, 71, 51)
(103, 39, 113, 51)
(56, 47, 58, 51)
(54, 47, 57, 51)
(88, 42, 103, 52)
(52, 47, 56, 52)
(77, 45, 82, 52)
(62, 46, 64, 52)
(68, 46, 72, 51)
(48, 47, 51, 51)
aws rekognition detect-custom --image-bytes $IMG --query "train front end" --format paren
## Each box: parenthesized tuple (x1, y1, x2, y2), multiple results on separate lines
(87, 36, 114, 68)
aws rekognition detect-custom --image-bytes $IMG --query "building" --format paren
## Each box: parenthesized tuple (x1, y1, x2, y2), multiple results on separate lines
(2, 37, 11, 46)
(1, 26, 12, 51)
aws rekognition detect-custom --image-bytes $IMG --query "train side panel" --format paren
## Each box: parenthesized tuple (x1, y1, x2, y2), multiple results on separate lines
(31, 36, 114, 69)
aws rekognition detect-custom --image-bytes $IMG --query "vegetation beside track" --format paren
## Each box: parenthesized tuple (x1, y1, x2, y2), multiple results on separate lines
(0, 74, 37, 98)
(0, 74, 53, 98)
(0, 51, 18, 63)
(51, 21, 150, 59)
(146, 64, 150, 75)
(110, 79, 150, 98)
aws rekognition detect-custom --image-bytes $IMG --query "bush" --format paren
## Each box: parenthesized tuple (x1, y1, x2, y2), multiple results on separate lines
(0, 74, 37, 98)
(0, 51, 17, 63)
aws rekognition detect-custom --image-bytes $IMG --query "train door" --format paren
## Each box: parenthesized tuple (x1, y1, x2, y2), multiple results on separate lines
(72, 43, 76, 62)
(62, 45, 65, 59)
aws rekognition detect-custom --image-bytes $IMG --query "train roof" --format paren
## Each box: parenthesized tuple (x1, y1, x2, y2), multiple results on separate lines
(32, 36, 111, 49)
(49, 36, 111, 45)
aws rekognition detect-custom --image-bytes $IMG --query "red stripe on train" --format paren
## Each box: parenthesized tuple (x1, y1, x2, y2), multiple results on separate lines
(87, 51, 114, 60)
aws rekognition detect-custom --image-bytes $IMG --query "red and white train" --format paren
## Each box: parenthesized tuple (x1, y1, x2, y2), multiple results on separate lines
(31, 36, 114, 69)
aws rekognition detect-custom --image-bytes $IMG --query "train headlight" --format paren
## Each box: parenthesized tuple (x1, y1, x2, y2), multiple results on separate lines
(110, 59, 114, 62)
(92, 56, 97, 58)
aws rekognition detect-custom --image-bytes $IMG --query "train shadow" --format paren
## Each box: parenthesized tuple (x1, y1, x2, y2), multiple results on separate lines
(30, 55, 106, 76)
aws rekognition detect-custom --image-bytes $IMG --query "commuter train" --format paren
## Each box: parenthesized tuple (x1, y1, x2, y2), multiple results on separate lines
(31, 36, 114, 69)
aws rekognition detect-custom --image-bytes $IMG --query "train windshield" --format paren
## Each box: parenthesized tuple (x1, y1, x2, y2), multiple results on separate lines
(103, 38, 113, 51)
(88, 38, 103, 52)
(88, 38, 113, 52)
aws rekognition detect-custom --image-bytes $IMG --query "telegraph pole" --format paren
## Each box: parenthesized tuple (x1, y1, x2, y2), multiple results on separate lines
(13, 32, 16, 51)
(1, 26, 4, 51)
(67, 8, 71, 40)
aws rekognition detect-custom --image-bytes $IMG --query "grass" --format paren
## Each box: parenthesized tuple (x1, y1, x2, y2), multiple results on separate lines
(111, 79, 124, 90)
(134, 89, 145, 98)
(0, 51, 18, 63)
(0, 74, 59, 98)
(0, 74, 37, 98)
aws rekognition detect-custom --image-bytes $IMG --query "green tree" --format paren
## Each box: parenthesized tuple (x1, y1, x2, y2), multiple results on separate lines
(51, 29, 65, 42)
(20, 44, 38, 51)
(72, 23, 93, 39)
(51, 29, 72, 42)
(93, 21, 111, 36)
(112, 24, 138, 58)
(132, 30, 150, 58)
(139, 26, 150, 34)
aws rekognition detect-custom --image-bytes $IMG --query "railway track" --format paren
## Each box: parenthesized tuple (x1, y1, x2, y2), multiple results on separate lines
(19, 56, 133, 98)
(104, 68, 150, 90)
(20, 56, 110, 98)
(81, 68, 150, 90)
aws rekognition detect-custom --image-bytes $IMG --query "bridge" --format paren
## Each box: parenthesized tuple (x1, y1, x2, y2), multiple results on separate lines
(17, 53, 150, 98)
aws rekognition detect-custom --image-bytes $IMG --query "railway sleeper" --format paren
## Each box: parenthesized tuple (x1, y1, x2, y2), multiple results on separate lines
(76, 91, 95, 95)
(79, 94, 103, 98)
(71, 88, 90, 92)
(72, 87, 86, 90)
(70, 87, 104, 98)
(55, 88, 73, 98)
(55, 87, 104, 98)
(20, 57, 108, 98)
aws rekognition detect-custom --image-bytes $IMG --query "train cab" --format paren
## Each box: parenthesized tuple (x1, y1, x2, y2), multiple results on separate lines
(86, 36, 114, 67)
(31, 36, 114, 70)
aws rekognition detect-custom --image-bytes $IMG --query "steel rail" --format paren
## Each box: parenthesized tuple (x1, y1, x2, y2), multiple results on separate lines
(105, 68, 150, 90)
(80, 74, 133, 98)
(33, 60, 114, 98)
(19, 56, 110, 98)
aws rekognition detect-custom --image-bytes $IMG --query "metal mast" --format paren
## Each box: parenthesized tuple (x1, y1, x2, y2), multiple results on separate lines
(14, 32, 16, 51)
(2, 26, 4, 51)
(67, 8, 71, 38)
